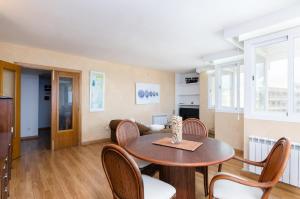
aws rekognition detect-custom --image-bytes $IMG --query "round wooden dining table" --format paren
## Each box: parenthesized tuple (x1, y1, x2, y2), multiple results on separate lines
(124, 133, 235, 199)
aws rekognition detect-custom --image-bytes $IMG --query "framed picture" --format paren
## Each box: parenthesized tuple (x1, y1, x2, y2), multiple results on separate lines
(136, 83, 160, 104)
(90, 71, 105, 112)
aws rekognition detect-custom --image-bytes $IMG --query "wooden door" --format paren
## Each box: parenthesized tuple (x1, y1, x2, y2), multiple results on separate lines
(0, 60, 21, 159)
(52, 71, 80, 150)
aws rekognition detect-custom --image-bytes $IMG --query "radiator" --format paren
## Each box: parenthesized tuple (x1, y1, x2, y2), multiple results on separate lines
(152, 114, 168, 125)
(248, 136, 300, 187)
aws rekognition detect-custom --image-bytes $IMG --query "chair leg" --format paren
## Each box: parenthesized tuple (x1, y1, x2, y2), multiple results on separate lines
(218, 164, 222, 172)
(203, 166, 209, 197)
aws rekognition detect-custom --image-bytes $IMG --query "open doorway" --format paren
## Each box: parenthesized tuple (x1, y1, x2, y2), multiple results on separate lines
(20, 67, 52, 153)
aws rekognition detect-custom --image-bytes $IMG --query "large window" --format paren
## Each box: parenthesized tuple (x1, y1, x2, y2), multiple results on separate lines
(254, 39, 289, 113)
(245, 28, 300, 121)
(220, 67, 234, 108)
(295, 38, 300, 113)
(214, 63, 244, 112)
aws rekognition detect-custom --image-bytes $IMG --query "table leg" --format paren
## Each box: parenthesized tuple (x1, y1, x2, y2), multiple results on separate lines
(159, 166, 195, 199)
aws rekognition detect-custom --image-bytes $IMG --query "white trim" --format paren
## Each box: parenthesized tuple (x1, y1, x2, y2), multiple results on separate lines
(215, 109, 244, 114)
(291, 33, 300, 118)
(215, 65, 221, 111)
(215, 63, 244, 113)
(288, 33, 295, 118)
(244, 114, 300, 123)
(207, 73, 215, 109)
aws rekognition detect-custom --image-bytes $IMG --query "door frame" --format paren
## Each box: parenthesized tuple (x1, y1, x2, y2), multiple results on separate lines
(0, 61, 21, 159)
(51, 70, 80, 150)
(15, 62, 82, 151)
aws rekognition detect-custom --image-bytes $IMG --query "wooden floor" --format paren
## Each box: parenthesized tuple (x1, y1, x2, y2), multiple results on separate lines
(10, 138, 300, 199)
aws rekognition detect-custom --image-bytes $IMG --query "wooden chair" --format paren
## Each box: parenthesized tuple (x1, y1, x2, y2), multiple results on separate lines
(116, 120, 158, 176)
(182, 118, 208, 137)
(101, 144, 176, 199)
(182, 118, 210, 196)
(209, 137, 291, 199)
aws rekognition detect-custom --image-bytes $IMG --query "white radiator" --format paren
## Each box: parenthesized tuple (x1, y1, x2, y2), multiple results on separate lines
(152, 114, 168, 125)
(248, 136, 300, 187)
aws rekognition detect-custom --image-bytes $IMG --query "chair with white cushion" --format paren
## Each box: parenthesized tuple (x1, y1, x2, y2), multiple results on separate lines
(209, 137, 291, 199)
(182, 118, 210, 196)
(101, 144, 176, 199)
(183, 118, 224, 196)
(116, 120, 158, 176)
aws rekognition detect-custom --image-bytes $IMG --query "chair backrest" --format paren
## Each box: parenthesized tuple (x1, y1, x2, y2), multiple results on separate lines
(102, 144, 144, 199)
(259, 137, 291, 184)
(116, 120, 140, 147)
(182, 118, 208, 137)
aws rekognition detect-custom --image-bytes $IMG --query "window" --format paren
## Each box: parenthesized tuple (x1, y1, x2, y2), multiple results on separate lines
(220, 67, 234, 108)
(208, 71, 215, 108)
(254, 39, 289, 113)
(294, 38, 300, 113)
(215, 64, 244, 112)
(245, 28, 300, 121)
(240, 68, 244, 109)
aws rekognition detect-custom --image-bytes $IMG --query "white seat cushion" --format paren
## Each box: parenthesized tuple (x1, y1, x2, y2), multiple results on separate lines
(142, 175, 176, 199)
(134, 157, 151, 169)
(213, 172, 263, 199)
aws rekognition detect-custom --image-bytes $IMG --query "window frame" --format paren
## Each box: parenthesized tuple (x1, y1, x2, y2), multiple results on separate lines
(207, 71, 216, 109)
(244, 27, 300, 122)
(215, 62, 244, 113)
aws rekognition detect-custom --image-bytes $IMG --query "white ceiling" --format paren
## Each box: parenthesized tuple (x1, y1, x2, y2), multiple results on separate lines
(0, 0, 298, 71)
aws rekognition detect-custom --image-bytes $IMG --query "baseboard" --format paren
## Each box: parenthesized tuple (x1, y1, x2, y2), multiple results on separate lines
(81, 138, 111, 145)
(21, 135, 39, 141)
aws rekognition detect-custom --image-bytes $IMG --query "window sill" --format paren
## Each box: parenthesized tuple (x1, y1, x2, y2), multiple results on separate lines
(244, 113, 300, 123)
(215, 109, 244, 114)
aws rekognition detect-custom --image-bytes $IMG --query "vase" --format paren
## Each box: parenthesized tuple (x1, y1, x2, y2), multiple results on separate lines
(170, 116, 182, 144)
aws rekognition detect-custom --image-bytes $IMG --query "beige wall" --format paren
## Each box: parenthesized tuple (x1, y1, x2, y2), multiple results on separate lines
(0, 42, 175, 142)
(200, 72, 244, 150)
(244, 119, 300, 158)
(215, 112, 244, 150)
(199, 72, 215, 130)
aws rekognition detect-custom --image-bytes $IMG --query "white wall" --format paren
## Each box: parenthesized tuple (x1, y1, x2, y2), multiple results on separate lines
(38, 76, 51, 128)
(21, 71, 39, 138)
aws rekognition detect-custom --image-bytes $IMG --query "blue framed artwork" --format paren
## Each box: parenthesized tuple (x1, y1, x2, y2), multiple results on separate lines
(136, 83, 160, 104)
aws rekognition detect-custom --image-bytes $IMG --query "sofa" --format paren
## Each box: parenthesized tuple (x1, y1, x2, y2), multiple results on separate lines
(109, 119, 171, 143)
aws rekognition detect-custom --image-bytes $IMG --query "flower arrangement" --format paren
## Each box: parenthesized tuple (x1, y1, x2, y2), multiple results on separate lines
(170, 116, 183, 144)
